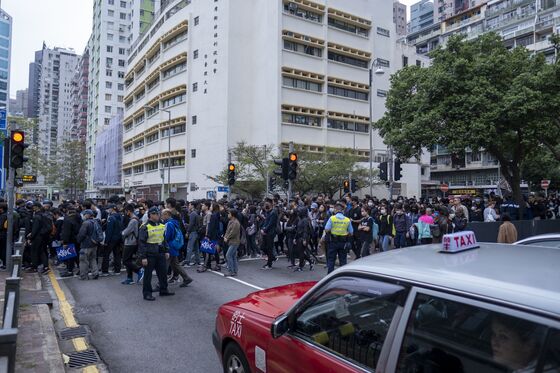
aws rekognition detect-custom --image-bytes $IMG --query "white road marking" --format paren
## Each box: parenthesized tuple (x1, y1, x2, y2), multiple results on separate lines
(209, 270, 264, 291)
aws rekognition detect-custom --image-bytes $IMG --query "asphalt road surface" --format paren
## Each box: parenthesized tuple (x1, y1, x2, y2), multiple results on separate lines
(60, 257, 325, 373)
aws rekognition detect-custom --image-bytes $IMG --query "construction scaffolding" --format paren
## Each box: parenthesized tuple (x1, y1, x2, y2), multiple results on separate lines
(93, 114, 123, 188)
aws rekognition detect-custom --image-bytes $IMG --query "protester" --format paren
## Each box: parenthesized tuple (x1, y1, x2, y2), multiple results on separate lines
(497, 214, 518, 244)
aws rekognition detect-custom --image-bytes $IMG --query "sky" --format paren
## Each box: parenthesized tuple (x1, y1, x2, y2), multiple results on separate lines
(3, 0, 93, 97)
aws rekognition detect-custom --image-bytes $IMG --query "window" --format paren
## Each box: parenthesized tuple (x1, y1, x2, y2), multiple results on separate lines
(402, 55, 409, 67)
(124, 168, 132, 176)
(194, 16, 199, 25)
(118, 59, 125, 67)
(162, 30, 187, 49)
(328, 51, 368, 68)
(134, 139, 144, 149)
(328, 85, 368, 101)
(162, 93, 186, 108)
(124, 144, 132, 153)
(284, 40, 322, 57)
(106, 81, 113, 89)
(193, 49, 199, 59)
(117, 95, 124, 102)
(282, 113, 321, 127)
(134, 113, 145, 125)
(119, 47, 126, 55)
(120, 0, 126, 7)
(118, 83, 124, 91)
(191, 149, 196, 158)
(192, 115, 197, 125)
(376, 58, 390, 68)
(397, 293, 553, 373)
(108, 0, 114, 4)
(161, 124, 186, 137)
(107, 46, 113, 53)
(108, 9, 114, 17)
(282, 77, 322, 92)
(125, 123, 133, 132)
(105, 94, 112, 101)
(146, 103, 159, 117)
(147, 77, 160, 91)
(161, 157, 185, 168)
(284, 3, 322, 23)
(416, 60, 422, 67)
(118, 71, 125, 78)
(106, 57, 113, 65)
(328, 17, 369, 37)
(105, 106, 112, 113)
(377, 89, 388, 97)
(146, 161, 159, 171)
(133, 165, 144, 174)
(162, 61, 186, 79)
(377, 27, 390, 37)
(106, 69, 113, 77)
(107, 33, 114, 41)
(328, 119, 368, 133)
(146, 132, 159, 143)
(192, 83, 198, 92)
(293, 276, 407, 370)
(120, 12, 127, 20)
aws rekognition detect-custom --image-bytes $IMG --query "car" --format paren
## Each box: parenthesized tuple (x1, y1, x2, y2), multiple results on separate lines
(514, 233, 560, 248)
(213, 231, 560, 373)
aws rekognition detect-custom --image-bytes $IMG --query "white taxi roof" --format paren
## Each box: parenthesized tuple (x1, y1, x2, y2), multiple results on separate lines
(342, 243, 560, 318)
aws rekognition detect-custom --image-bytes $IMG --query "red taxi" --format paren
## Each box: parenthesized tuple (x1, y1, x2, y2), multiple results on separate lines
(213, 231, 560, 373)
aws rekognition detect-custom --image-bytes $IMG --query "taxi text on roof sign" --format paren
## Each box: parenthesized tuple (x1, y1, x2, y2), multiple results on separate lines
(441, 231, 479, 253)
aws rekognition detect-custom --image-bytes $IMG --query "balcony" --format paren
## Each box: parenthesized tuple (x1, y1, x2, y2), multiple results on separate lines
(486, 0, 535, 18)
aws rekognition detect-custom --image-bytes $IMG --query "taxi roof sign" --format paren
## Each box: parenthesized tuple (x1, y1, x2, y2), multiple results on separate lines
(441, 231, 479, 253)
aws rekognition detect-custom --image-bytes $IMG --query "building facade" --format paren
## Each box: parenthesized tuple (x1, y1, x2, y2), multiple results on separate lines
(27, 49, 43, 118)
(0, 9, 11, 112)
(393, 1, 408, 36)
(122, 0, 429, 200)
(37, 47, 80, 165)
(9, 88, 28, 116)
(410, 0, 435, 33)
(129, 0, 156, 45)
(86, 0, 133, 196)
(71, 49, 89, 141)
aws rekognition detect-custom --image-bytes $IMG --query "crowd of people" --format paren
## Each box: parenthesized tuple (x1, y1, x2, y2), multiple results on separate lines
(0, 191, 557, 300)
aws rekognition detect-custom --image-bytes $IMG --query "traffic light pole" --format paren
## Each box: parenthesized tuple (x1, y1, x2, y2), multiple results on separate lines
(388, 146, 394, 200)
(5, 166, 14, 270)
(227, 150, 232, 202)
(288, 142, 294, 200)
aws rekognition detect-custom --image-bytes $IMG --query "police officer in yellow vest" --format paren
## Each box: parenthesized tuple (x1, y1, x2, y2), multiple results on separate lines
(138, 207, 174, 301)
(324, 202, 353, 274)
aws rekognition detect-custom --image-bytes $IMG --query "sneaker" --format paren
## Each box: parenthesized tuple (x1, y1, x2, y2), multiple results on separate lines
(212, 266, 221, 271)
(99, 272, 110, 277)
(137, 268, 145, 284)
(309, 260, 315, 271)
(183, 262, 194, 267)
(293, 267, 303, 272)
(261, 265, 272, 270)
(121, 278, 134, 285)
(41, 267, 51, 275)
(168, 277, 179, 284)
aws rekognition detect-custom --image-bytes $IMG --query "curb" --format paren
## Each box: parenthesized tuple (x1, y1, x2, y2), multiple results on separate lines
(37, 303, 66, 372)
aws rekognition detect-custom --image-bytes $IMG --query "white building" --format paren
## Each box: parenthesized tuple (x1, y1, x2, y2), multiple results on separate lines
(123, 0, 429, 200)
(0, 8, 10, 112)
(37, 47, 80, 164)
(86, 0, 134, 196)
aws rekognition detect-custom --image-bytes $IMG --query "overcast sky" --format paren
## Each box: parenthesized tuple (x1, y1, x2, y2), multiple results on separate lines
(3, 0, 417, 98)
(3, 0, 92, 97)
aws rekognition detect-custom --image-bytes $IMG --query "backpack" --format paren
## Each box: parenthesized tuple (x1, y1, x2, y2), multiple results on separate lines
(168, 224, 184, 251)
(39, 214, 53, 236)
(90, 219, 104, 244)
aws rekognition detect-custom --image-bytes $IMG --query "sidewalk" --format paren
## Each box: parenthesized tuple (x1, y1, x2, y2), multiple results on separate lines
(0, 269, 65, 372)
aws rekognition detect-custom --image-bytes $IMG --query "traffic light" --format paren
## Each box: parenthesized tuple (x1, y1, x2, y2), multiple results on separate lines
(10, 131, 28, 169)
(394, 160, 403, 181)
(274, 158, 289, 181)
(288, 152, 298, 180)
(350, 179, 358, 193)
(343, 180, 350, 194)
(268, 176, 276, 192)
(378, 161, 388, 181)
(227, 163, 236, 185)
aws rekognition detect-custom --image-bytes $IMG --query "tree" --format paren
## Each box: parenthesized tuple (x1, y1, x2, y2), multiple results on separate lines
(58, 140, 87, 198)
(211, 142, 375, 199)
(375, 33, 560, 215)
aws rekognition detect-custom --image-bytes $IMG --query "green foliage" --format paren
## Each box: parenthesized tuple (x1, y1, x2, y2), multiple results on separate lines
(58, 140, 87, 196)
(375, 33, 560, 210)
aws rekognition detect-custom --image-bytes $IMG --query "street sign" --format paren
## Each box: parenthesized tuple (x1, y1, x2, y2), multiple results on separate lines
(0, 109, 6, 130)
(22, 175, 37, 183)
(541, 179, 551, 190)
(207, 191, 216, 199)
(440, 183, 449, 193)
(217, 186, 229, 193)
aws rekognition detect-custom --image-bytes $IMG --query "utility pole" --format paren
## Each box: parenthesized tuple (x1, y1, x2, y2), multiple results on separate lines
(264, 145, 269, 197)
(348, 171, 352, 195)
(227, 150, 232, 202)
(288, 142, 294, 200)
(388, 146, 394, 200)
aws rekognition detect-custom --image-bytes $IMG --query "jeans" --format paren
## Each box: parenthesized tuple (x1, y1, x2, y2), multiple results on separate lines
(123, 244, 141, 279)
(394, 232, 407, 249)
(360, 240, 372, 257)
(143, 253, 169, 297)
(380, 235, 392, 252)
(186, 232, 200, 265)
(79, 247, 99, 279)
(225, 245, 239, 274)
(327, 241, 347, 274)
(102, 241, 122, 273)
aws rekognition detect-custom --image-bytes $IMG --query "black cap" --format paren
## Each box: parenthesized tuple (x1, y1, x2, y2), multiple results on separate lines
(148, 207, 160, 215)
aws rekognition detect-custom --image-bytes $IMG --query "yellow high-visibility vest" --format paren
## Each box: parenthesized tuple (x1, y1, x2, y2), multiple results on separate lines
(329, 216, 351, 236)
(146, 223, 165, 244)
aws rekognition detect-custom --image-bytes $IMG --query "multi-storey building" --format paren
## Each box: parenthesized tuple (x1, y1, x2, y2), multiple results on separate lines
(393, 1, 408, 36)
(37, 47, 80, 165)
(86, 0, 133, 196)
(129, 0, 156, 45)
(71, 49, 89, 141)
(123, 0, 429, 200)
(0, 8, 11, 112)
(410, 0, 436, 33)
(9, 89, 28, 116)
(27, 49, 43, 118)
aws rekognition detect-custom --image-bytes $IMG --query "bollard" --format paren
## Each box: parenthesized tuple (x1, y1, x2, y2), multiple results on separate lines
(2, 278, 20, 329)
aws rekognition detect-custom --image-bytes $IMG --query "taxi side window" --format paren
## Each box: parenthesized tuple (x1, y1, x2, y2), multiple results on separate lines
(292, 276, 408, 371)
(541, 329, 560, 371)
(396, 293, 550, 373)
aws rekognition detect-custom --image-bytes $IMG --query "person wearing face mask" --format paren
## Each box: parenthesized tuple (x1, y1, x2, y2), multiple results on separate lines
(358, 207, 374, 257)
(393, 204, 411, 249)
(324, 202, 353, 274)
(377, 206, 394, 252)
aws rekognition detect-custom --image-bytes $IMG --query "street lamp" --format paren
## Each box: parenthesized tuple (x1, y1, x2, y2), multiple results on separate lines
(369, 59, 385, 196)
(144, 105, 172, 200)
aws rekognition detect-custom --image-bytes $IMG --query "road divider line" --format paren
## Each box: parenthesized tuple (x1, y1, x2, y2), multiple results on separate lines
(48, 270, 100, 373)
(209, 270, 264, 291)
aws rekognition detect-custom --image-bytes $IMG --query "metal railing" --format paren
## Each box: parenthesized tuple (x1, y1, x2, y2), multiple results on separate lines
(0, 229, 25, 373)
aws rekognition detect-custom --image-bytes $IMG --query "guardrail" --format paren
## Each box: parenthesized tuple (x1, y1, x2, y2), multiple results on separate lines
(467, 219, 560, 243)
(0, 229, 25, 373)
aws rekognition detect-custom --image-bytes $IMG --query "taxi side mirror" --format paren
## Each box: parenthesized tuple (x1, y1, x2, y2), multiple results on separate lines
(271, 314, 289, 339)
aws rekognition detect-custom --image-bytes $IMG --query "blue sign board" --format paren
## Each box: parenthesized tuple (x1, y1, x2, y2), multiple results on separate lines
(0, 109, 6, 130)
(0, 109, 7, 192)
(206, 191, 216, 200)
(217, 186, 229, 193)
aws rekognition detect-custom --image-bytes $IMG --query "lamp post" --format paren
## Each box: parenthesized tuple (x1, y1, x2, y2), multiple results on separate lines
(145, 106, 172, 200)
(368, 59, 385, 196)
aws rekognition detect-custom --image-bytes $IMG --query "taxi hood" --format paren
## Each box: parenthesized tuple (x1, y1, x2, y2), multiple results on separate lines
(226, 282, 316, 318)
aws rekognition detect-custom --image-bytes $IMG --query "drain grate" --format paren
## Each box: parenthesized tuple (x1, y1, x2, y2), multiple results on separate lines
(59, 326, 88, 340)
(67, 350, 99, 368)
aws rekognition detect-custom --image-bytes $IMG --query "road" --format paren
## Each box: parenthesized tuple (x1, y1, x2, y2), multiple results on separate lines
(60, 257, 325, 373)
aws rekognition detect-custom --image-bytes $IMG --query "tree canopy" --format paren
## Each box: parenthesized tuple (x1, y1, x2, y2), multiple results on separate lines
(375, 32, 560, 210)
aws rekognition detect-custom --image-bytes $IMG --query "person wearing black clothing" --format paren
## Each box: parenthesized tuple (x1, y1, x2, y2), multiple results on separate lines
(358, 207, 374, 257)
(60, 208, 81, 277)
(17, 201, 33, 267)
(101, 204, 123, 276)
(245, 206, 259, 258)
(294, 208, 314, 272)
(346, 196, 362, 259)
(284, 210, 298, 268)
(200, 203, 221, 272)
(27, 203, 50, 274)
(260, 202, 278, 270)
